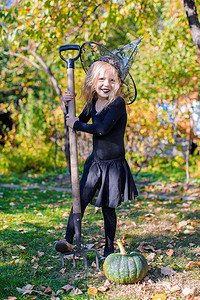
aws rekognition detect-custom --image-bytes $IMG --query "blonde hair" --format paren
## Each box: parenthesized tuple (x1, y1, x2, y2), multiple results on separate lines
(81, 61, 123, 112)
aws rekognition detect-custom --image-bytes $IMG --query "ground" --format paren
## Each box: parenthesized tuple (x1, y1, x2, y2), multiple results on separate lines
(0, 172, 200, 300)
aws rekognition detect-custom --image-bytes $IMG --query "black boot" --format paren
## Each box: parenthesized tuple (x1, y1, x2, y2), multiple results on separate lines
(102, 206, 116, 258)
(54, 239, 73, 253)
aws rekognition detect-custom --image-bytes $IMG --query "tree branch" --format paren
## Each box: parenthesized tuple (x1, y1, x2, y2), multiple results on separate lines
(2, 62, 25, 73)
(3, 50, 46, 73)
(3, 47, 65, 113)
(0, 86, 28, 92)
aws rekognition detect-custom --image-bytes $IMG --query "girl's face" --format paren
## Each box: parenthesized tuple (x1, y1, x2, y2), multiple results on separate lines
(94, 65, 119, 101)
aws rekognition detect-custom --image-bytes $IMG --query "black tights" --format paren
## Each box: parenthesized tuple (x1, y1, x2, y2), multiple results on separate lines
(65, 200, 117, 257)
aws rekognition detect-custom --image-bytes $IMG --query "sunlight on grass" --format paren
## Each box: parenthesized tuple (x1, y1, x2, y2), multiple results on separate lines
(0, 161, 200, 299)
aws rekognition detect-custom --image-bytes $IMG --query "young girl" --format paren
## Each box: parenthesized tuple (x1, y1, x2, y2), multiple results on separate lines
(55, 59, 138, 258)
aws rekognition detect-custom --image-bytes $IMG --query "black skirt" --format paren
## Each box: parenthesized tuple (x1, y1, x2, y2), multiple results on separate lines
(80, 154, 138, 208)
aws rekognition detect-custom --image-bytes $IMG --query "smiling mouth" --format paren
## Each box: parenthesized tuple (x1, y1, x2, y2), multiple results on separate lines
(101, 89, 110, 93)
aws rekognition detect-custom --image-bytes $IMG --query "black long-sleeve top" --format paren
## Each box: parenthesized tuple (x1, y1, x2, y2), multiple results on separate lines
(73, 96, 127, 160)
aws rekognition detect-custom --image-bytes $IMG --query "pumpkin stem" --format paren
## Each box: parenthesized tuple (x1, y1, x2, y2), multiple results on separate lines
(117, 240, 127, 254)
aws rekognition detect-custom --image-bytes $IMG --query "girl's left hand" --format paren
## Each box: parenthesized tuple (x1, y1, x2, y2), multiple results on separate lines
(66, 114, 79, 129)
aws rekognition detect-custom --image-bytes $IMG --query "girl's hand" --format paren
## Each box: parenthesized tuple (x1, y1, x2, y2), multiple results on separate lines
(63, 90, 73, 105)
(63, 90, 77, 105)
(66, 114, 79, 129)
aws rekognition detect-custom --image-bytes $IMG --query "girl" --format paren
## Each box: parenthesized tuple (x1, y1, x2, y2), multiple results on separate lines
(55, 59, 139, 258)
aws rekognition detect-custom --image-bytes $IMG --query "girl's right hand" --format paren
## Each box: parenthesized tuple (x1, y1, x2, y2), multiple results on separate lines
(63, 90, 73, 105)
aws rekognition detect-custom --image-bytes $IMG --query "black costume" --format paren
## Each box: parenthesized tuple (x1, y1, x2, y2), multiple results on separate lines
(74, 96, 138, 207)
(65, 96, 138, 256)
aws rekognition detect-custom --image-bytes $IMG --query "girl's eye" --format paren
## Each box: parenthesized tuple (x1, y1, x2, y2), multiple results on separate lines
(99, 77, 104, 81)
(111, 79, 115, 82)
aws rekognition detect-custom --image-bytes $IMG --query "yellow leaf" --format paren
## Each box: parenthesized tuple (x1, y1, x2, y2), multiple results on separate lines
(141, 252, 149, 257)
(166, 249, 174, 257)
(88, 287, 98, 295)
(186, 261, 200, 269)
(152, 294, 167, 300)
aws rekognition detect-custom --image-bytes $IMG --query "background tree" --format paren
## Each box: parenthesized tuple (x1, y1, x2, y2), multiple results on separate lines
(184, 0, 200, 59)
(0, 0, 199, 180)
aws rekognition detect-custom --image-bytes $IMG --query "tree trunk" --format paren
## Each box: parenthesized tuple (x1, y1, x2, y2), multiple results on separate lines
(183, 0, 200, 59)
(185, 138, 190, 183)
(49, 78, 57, 170)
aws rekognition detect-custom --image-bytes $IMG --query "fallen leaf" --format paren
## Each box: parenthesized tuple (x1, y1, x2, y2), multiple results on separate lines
(56, 289, 64, 295)
(86, 243, 95, 249)
(98, 285, 110, 292)
(17, 245, 26, 250)
(62, 211, 69, 217)
(88, 287, 98, 295)
(31, 256, 39, 263)
(32, 263, 39, 269)
(60, 268, 66, 274)
(91, 261, 97, 268)
(37, 251, 44, 257)
(131, 221, 137, 227)
(54, 223, 64, 230)
(16, 228, 27, 232)
(16, 284, 34, 295)
(46, 266, 54, 270)
(60, 284, 74, 292)
(23, 284, 34, 290)
(21, 242, 29, 246)
(186, 261, 200, 269)
(16, 287, 28, 294)
(161, 266, 176, 276)
(69, 288, 83, 296)
(47, 229, 55, 233)
(178, 220, 189, 229)
(182, 287, 197, 296)
(152, 294, 167, 300)
(166, 249, 174, 257)
(63, 254, 73, 260)
(123, 233, 129, 240)
(171, 284, 181, 292)
(137, 242, 155, 252)
(7, 297, 17, 300)
(44, 286, 52, 294)
(104, 279, 110, 286)
(146, 252, 155, 261)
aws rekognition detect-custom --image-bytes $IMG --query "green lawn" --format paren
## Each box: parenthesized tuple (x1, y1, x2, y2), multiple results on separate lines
(0, 164, 200, 300)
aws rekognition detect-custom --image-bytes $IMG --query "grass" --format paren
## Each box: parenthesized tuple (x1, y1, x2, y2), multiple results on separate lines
(0, 160, 200, 300)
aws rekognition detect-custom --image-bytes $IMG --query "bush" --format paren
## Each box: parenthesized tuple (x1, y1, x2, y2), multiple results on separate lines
(0, 139, 66, 174)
